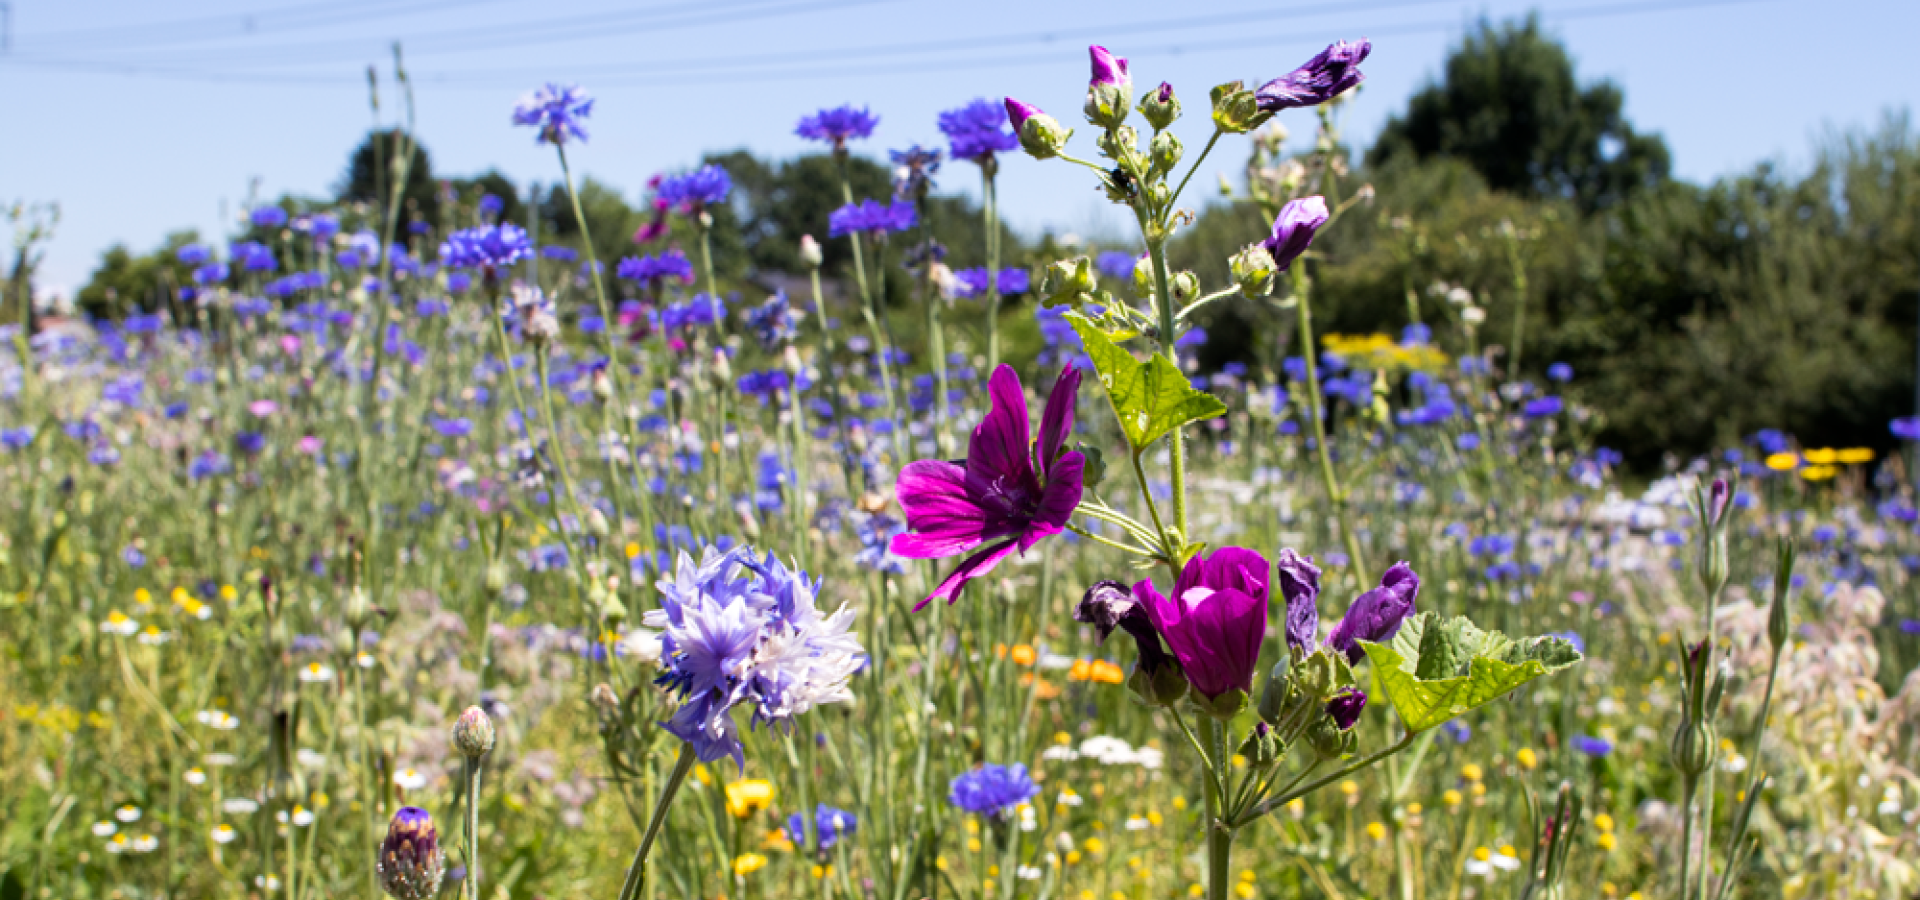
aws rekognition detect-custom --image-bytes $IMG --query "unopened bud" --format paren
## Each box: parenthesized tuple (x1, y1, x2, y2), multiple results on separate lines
(1128, 661, 1190, 707)
(798, 235, 824, 268)
(1209, 81, 1270, 135)
(1670, 718, 1714, 778)
(1139, 82, 1181, 131)
(1170, 270, 1199, 304)
(1257, 659, 1291, 724)
(343, 585, 372, 627)
(1237, 721, 1281, 767)
(1040, 257, 1098, 307)
(377, 807, 446, 900)
(451, 705, 496, 759)
(1231, 244, 1276, 299)
(483, 561, 509, 596)
(1148, 130, 1183, 179)
(711, 349, 732, 383)
(1768, 541, 1795, 652)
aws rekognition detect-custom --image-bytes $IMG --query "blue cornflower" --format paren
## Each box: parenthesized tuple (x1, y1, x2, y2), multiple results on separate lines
(512, 83, 594, 145)
(662, 294, 727, 331)
(231, 241, 277, 273)
(1547, 362, 1574, 382)
(122, 545, 146, 568)
(250, 206, 288, 229)
(938, 98, 1018, 162)
(890, 145, 942, 199)
(854, 514, 908, 574)
(539, 245, 578, 262)
(1523, 396, 1564, 418)
(1401, 322, 1432, 346)
(441, 223, 532, 272)
(616, 249, 696, 286)
(646, 547, 865, 769)
(188, 451, 231, 480)
(1, 426, 36, 451)
(786, 805, 857, 851)
(829, 199, 916, 238)
(657, 165, 731, 212)
(949, 763, 1038, 820)
(478, 194, 505, 219)
(746, 293, 800, 348)
(949, 267, 1030, 299)
(1572, 735, 1613, 757)
(1095, 251, 1139, 283)
(1893, 418, 1920, 441)
(176, 244, 210, 266)
(796, 105, 879, 148)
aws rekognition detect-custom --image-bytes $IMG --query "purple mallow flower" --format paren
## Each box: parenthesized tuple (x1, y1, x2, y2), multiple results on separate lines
(891, 365, 1084, 607)
(1133, 547, 1270, 701)
(1276, 548, 1322, 655)
(1089, 45, 1129, 89)
(829, 198, 916, 238)
(949, 763, 1038, 820)
(1004, 98, 1044, 134)
(1262, 196, 1328, 271)
(1326, 562, 1421, 663)
(1255, 39, 1370, 112)
(796, 105, 879, 148)
(512, 83, 594, 145)
(939, 98, 1019, 162)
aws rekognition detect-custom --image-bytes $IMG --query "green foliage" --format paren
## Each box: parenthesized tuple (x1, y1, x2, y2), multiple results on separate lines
(74, 231, 200, 322)
(1360, 612, 1582, 732)
(335, 128, 441, 223)
(1369, 14, 1671, 212)
(535, 177, 647, 274)
(1066, 313, 1226, 451)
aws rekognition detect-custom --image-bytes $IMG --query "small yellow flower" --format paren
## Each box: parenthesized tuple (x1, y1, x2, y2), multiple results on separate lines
(1406, 803, 1423, 815)
(1066, 851, 1082, 865)
(1232, 754, 1248, 768)
(1837, 447, 1874, 465)
(219, 584, 238, 602)
(1593, 812, 1615, 832)
(693, 765, 713, 786)
(1365, 822, 1388, 841)
(1473, 846, 1492, 862)
(1516, 748, 1538, 770)
(1084, 837, 1106, 855)
(968, 838, 983, 852)
(1764, 452, 1799, 472)
(1340, 780, 1359, 796)
(1800, 465, 1837, 482)
(1234, 884, 1256, 899)
(134, 588, 152, 605)
(1147, 810, 1163, 827)
(1443, 789, 1463, 808)
(1460, 764, 1484, 782)
(1010, 644, 1037, 666)
(1801, 447, 1838, 465)
(732, 853, 767, 876)
(812, 864, 832, 879)
(1173, 796, 1187, 810)
(1054, 731, 1073, 745)
(1239, 870, 1255, 883)
(1597, 832, 1617, 851)
(1189, 884, 1205, 898)
(624, 542, 642, 559)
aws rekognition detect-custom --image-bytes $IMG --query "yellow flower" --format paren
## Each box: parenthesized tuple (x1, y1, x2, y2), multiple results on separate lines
(721, 779, 774, 818)
(693, 765, 713, 786)
(968, 838, 983, 852)
(1597, 832, 1617, 851)
(1801, 447, 1838, 465)
(219, 584, 238, 602)
(1593, 812, 1615, 832)
(1054, 731, 1073, 745)
(1084, 837, 1105, 855)
(1837, 447, 1874, 464)
(1442, 789, 1463, 808)
(624, 542, 642, 559)
(1340, 780, 1359, 796)
(1460, 764, 1484, 782)
(1764, 452, 1800, 472)
(732, 853, 768, 876)
(1147, 810, 1163, 827)
(1010, 644, 1037, 666)
(134, 588, 152, 605)
(812, 864, 832, 879)
(1473, 846, 1492, 862)
(1800, 465, 1837, 482)
(1516, 748, 1538, 770)
(1365, 822, 1388, 841)
(1189, 884, 1205, 898)
(1234, 884, 1256, 899)
(1239, 870, 1255, 883)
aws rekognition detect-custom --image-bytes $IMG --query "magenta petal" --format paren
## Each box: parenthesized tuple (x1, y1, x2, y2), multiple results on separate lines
(967, 365, 1034, 488)
(1020, 451, 1084, 552)
(1185, 587, 1266, 698)
(892, 460, 988, 558)
(918, 539, 1019, 610)
(1203, 546, 1270, 608)
(1036, 367, 1081, 481)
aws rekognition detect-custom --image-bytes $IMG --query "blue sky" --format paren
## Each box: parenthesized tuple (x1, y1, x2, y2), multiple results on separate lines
(2, 0, 1914, 296)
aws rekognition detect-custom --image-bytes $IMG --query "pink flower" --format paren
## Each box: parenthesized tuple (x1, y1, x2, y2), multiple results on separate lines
(279, 335, 302, 356)
(248, 400, 279, 418)
(1133, 547, 1269, 700)
(891, 365, 1084, 608)
(297, 435, 323, 456)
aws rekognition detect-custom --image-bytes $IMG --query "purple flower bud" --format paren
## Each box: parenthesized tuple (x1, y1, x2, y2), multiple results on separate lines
(376, 807, 446, 900)
(1327, 561, 1420, 663)
(1004, 97, 1042, 134)
(1261, 197, 1329, 272)
(1707, 477, 1731, 527)
(1326, 687, 1367, 730)
(1275, 548, 1321, 655)
(1255, 39, 1371, 112)
(1154, 82, 1174, 104)
(1089, 45, 1129, 89)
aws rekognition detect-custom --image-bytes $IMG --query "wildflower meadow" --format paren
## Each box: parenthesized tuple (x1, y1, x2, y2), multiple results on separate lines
(8, 23, 1920, 900)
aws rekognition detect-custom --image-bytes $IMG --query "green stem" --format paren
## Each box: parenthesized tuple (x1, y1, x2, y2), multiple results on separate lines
(1141, 218, 1188, 542)
(465, 755, 483, 900)
(617, 744, 698, 900)
(1168, 127, 1224, 213)
(1241, 732, 1418, 823)
(981, 166, 1003, 373)
(1289, 265, 1366, 577)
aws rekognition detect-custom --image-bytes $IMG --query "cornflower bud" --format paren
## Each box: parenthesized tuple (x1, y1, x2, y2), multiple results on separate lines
(1139, 81, 1180, 131)
(376, 807, 446, 900)
(483, 561, 509, 596)
(1768, 540, 1796, 653)
(452, 706, 496, 759)
(798, 235, 824, 268)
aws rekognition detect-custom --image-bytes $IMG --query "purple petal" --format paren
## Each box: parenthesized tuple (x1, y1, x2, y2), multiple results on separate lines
(967, 365, 1035, 490)
(920, 539, 1020, 610)
(1276, 549, 1322, 654)
(1021, 451, 1085, 551)
(891, 460, 990, 558)
(1004, 98, 1041, 133)
(1261, 197, 1329, 272)
(1036, 367, 1081, 482)
(1327, 561, 1420, 663)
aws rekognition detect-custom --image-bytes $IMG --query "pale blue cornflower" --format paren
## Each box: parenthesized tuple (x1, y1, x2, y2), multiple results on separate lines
(512, 84, 594, 145)
(796, 105, 879, 150)
(828, 199, 916, 238)
(657, 165, 731, 213)
(939, 98, 1018, 163)
(646, 546, 864, 768)
(441, 224, 533, 273)
(949, 763, 1038, 820)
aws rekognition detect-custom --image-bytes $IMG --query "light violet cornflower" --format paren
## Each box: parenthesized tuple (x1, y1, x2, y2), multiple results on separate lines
(828, 199, 916, 238)
(796, 105, 879, 150)
(657, 165, 732, 213)
(939, 98, 1019, 162)
(512, 83, 594, 145)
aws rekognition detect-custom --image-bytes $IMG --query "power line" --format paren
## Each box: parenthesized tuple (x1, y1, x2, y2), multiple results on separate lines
(17, 0, 513, 50)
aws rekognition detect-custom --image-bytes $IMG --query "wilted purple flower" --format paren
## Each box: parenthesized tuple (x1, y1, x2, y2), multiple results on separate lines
(512, 83, 594, 145)
(376, 807, 446, 900)
(1261, 196, 1328, 271)
(1075, 579, 1179, 677)
(657, 165, 731, 212)
(939, 98, 1019, 162)
(1133, 547, 1269, 700)
(1327, 562, 1420, 663)
(891, 365, 1084, 607)
(440, 223, 532, 273)
(828, 199, 917, 238)
(1326, 687, 1367, 730)
(1255, 39, 1370, 111)
(949, 763, 1038, 820)
(796, 105, 879, 148)
(1275, 548, 1322, 654)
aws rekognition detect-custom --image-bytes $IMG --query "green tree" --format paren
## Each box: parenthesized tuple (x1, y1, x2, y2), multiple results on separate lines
(1369, 14, 1670, 212)
(335, 128, 441, 224)
(74, 230, 199, 323)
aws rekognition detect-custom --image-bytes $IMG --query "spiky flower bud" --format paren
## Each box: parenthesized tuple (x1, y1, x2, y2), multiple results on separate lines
(452, 706, 495, 759)
(1230, 244, 1277, 299)
(1139, 82, 1181, 131)
(376, 807, 446, 900)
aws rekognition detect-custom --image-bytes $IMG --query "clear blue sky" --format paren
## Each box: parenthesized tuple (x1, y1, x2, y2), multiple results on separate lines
(3, 0, 1914, 297)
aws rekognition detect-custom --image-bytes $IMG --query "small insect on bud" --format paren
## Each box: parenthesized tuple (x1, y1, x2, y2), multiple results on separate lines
(451, 706, 496, 759)
(376, 807, 446, 900)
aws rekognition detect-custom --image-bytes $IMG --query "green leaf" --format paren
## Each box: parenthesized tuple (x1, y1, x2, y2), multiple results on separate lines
(1066, 313, 1227, 451)
(1360, 612, 1582, 733)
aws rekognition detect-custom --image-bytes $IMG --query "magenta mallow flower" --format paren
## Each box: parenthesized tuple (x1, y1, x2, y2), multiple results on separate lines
(891, 365, 1085, 607)
(1089, 45, 1129, 89)
(1326, 561, 1420, 663)
(1133, 547, 1270, 700)
(1262, 196, 1329, 272)
(1255, 39, 1370, 112)
(1004, 98, 1044, 134)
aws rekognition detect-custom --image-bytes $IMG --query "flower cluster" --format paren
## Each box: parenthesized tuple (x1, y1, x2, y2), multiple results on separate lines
(645, 546, 865, 768)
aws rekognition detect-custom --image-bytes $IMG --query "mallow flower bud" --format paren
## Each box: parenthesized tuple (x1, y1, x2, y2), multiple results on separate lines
(1148, 130, 1183, 179)
(1230, 244, 1277, 299)
(1006, 98, 1072, 160)
(1139, 81, 1180, 131)
(1257, 658, 1292, 724)
(1132, 256, 1156, 297)
(452, 705, 496, 759)
(1305, 717, 1353, 760)
(1170, 270, 1199, 304)
(376, 807, 447, 900)
(1041, 257, 1097, 305)
(1238, 721, 1281, 767)
(1084, 45, 1132, 129)
(1209, 80, 1269, 134)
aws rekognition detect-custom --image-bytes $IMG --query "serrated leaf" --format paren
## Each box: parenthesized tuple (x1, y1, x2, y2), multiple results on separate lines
(1362, 612, 1581, 733)
(1066, 314, 1226, 451)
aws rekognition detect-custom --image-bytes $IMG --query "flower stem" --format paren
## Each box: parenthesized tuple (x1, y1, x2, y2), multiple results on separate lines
(981, 166, 1002, 373)
(618, 743, 698, 900)
(1168, 127, 1224, 213)
(464, 755, 483, 900)
(1289, 265, 1366, 578)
